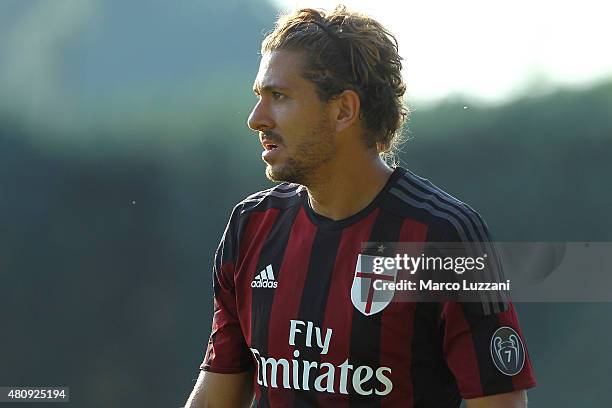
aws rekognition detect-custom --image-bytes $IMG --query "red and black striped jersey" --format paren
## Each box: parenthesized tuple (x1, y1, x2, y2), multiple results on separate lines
(201, 167, 536, 407)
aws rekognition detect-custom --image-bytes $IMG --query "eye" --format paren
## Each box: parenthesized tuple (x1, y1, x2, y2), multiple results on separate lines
(272, 91, 285, 100)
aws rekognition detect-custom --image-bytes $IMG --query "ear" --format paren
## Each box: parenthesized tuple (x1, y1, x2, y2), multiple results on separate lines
(331, 89, 360, 133)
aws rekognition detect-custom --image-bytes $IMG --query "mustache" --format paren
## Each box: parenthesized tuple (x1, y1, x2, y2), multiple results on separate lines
(260, 131, 284, 145)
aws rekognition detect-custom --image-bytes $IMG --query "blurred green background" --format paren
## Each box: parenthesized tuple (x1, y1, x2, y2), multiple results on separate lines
(1, 1, 611, 407)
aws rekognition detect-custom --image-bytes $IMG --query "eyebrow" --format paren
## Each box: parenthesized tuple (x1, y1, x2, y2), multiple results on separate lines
(252, 83, 290, 94)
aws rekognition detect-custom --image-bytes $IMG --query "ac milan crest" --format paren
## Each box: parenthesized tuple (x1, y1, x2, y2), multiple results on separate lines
(350, 254, 398, 316)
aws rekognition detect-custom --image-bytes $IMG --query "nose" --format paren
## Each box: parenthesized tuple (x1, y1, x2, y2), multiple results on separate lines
(247, 99, 274, 131)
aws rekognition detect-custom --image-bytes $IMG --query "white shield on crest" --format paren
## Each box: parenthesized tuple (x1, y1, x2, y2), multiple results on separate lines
(351, 254, 398, 316)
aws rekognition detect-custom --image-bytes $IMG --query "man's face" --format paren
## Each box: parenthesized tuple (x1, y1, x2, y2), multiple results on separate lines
(247, 50, 336, 185)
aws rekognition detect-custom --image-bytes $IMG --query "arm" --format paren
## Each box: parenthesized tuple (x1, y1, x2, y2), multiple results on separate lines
(437, 212, 536, 402)
(466, 390, 528, 408)
(188, 204, 255, 407)
(185, 370, 254, 408)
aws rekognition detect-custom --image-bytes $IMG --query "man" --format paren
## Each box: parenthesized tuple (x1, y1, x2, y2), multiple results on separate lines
(186, 6, 536, 407)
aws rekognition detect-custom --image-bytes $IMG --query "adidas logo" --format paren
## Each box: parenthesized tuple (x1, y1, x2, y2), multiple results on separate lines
(251, 264, 278, 288)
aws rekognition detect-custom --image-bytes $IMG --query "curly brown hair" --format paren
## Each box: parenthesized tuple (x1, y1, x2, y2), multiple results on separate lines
(261, 5, 408, 158)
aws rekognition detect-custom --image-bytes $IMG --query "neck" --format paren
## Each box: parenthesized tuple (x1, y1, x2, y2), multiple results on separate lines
(306, 153, 394, 221)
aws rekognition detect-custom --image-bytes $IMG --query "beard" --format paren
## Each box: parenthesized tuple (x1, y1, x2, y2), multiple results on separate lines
(265, 118, 336, 186)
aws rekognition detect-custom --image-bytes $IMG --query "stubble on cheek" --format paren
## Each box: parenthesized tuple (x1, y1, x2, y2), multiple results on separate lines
(264, 121, 336, 185)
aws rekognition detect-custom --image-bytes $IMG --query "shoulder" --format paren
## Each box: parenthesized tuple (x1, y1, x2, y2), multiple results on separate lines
(235, 182, 306, 216)
(386, 167, 491, 241)
(217, 183, 305, 256)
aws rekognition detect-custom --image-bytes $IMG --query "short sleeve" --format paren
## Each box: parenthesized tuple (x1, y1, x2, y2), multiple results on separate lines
(438, 208, 536, 398)
(442, 301, 537, 399)
(200, 205, 254, 374)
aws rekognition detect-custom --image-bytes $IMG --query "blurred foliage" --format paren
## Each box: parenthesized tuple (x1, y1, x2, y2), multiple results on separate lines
(406, 81, 612, 242)
(1, 1, 611, 407)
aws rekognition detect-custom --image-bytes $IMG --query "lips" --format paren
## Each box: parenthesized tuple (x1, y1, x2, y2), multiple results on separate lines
(261, 135, 282, 150)
(261, 139, 282, 162)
